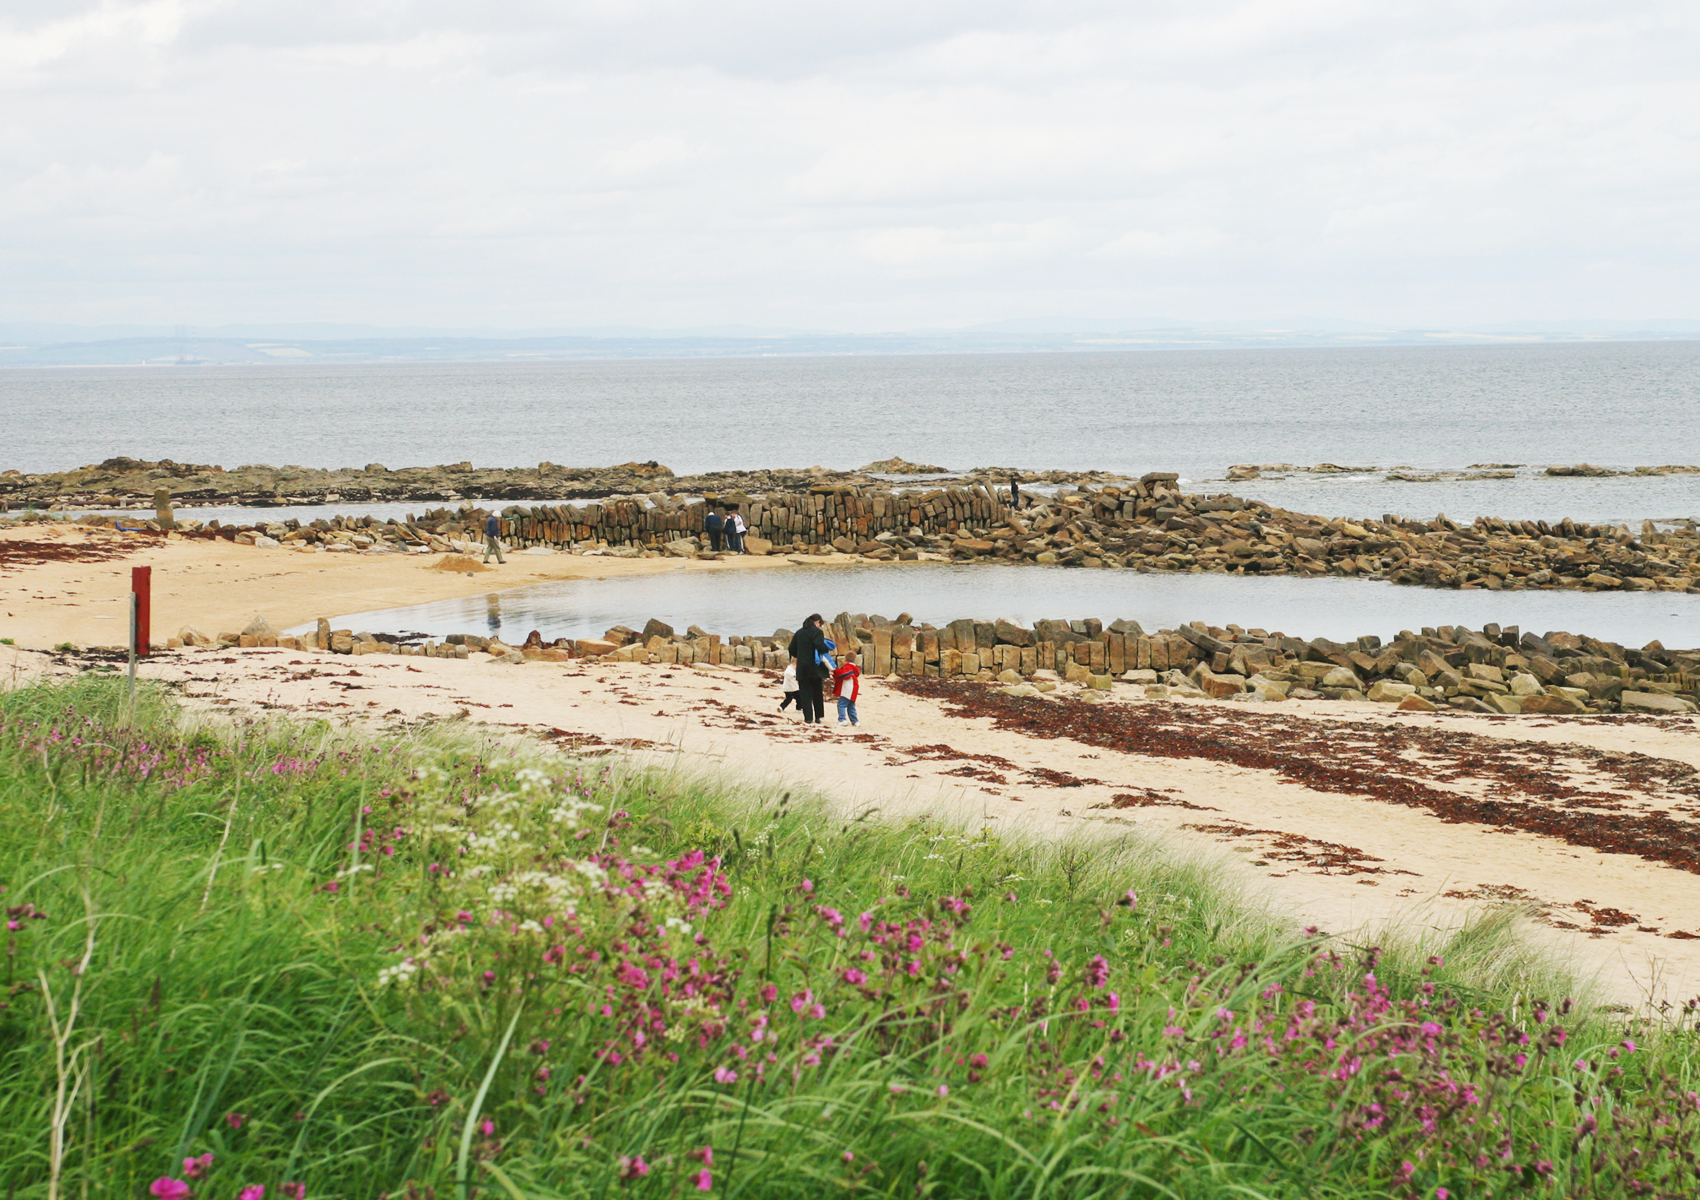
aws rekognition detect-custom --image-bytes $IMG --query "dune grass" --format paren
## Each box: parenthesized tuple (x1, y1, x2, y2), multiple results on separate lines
(0, 676, 1696, 1199)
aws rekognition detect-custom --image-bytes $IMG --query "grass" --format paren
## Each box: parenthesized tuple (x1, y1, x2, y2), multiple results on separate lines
(0, 676, 1696, 1199)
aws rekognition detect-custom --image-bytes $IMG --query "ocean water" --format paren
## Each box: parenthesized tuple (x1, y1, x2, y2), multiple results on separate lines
(6, 340, 1700, 524)
(285, 563, 1700, 652)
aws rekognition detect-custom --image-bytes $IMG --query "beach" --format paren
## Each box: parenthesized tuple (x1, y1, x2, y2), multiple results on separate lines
(5, 522, 1699, 1008)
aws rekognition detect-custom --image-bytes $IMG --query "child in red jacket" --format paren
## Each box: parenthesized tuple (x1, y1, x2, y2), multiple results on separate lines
(832, 655, 861, 726)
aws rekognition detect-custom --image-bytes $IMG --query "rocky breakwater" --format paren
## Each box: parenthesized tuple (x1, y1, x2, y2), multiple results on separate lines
(0, 457, 682, 510)
(240, 610, 1700, 718)
(936, 483, 1700, 594)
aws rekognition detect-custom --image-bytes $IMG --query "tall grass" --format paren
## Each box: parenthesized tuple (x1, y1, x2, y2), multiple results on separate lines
(0, 677, 1696, 1199)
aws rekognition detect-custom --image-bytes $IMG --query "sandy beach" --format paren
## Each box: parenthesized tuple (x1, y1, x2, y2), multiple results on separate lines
(5, 524, 1700, 1008)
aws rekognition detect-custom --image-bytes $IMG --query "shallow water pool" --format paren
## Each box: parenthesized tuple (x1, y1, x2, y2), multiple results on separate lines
(286, 562, 1700, 649)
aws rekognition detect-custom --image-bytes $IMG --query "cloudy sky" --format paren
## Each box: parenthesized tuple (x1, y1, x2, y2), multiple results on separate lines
(3, 1, 1697, 330)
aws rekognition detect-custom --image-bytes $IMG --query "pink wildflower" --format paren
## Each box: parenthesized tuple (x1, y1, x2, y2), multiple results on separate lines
(937, 1084, 949, 1097)
(619, 1155, 650, 1179)
(183, 1153, 214, 1178)
(843, 967, 867, 985)
(799, 878, 813, 894)
(695, 1169, 713, 1191)
(714, 1066, 738, 1084)
(149, 1181, 190, 1200)
(225, 1112, 246, 1130)
(481, 1120, 495, 1136)
(240, 1188, 265, 1200)
(760, 983, 777, 1003)
(969, 1053, 989, 1069)
(281, 1186, 305, 1200)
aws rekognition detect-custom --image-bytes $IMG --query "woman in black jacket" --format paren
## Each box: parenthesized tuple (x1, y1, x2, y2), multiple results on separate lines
(787, 614, 829, 724)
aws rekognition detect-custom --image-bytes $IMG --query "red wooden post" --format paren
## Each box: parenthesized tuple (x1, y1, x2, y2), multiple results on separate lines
(131, 565, 151, 656)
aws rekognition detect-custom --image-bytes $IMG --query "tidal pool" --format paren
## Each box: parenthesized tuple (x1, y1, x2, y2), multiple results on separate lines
(287, 562, 1700, 649)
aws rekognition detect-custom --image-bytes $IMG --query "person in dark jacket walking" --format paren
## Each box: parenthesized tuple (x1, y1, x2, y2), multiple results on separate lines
(483, 512, 506, 563)
(704, 505, 724, 552)
(787, 613, 829, 724)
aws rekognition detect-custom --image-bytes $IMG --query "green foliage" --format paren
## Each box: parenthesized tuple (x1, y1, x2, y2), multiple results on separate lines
(0, 677, 1696, 1200)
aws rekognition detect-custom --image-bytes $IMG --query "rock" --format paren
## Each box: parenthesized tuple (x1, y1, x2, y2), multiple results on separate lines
(1195, 670, 1247, 698)
(743, 535, 774, 555)
(861, 457, 946, 474)
(1321, 666, 1365, 690)
(1368, 679, 1417, 703)
(1034, 551, 1059, 565)
(1487, 693, 1523, 715)
(1064, 661, 1093, 684)
(1396, 693, 1438, 712)
(999, 684, 1039, 697)
(1508, 673, 1545, 696)
(663, 539, 699, 558)
(1519, 693, 1587, 715)
(253, 535, 281, 548)
(994, 618, 1034, 646)
(641, 618, 675, 641)
(330, 631, 354, 653)
(241, 615, 278, 641)
(1121, 669, 1159, 684)
(1089, 674, 1113, 691)
(1465, 663, 1504, 683)
(1622, 690, 1696, 714)
(1248, 681, 1288, 701)
(996, 668, 1023, 684)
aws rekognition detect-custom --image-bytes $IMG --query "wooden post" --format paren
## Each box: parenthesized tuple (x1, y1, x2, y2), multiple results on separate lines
(131, 566, 152, 656)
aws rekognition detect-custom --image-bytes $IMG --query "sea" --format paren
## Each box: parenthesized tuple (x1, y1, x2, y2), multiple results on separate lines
(6, 340, 1700, 526)
(9, 341, 1700, 644)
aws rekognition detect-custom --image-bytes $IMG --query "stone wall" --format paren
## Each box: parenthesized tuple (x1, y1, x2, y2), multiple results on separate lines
(469, 481, 1019, 552)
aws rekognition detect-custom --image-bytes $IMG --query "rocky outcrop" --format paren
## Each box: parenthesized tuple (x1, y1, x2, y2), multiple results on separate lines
(252, 611, 1698, 717)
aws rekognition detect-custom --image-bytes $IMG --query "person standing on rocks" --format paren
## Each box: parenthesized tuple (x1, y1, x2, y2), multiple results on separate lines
(704, 505, 724, 553)
(724, 504, 747, 553)
(1010, 475, 1021, 509)
(788, 613, 829, 724)
(483, 512, 506, 564)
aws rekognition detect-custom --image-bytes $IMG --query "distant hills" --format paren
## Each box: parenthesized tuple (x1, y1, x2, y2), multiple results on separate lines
(2, 319, 1696, 367)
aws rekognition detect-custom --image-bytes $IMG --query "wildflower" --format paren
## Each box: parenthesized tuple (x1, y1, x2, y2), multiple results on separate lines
(1621, 1039, 1637, 1054)
(969, 1053, 989, 1069)
(183, 1153, 214, 1179)
(281, 1186, 305, 1200)
(842, 1151, 854, 1162)
(799, 878, 814, 894)
(937, 1085, 949, 1097)
(695, 1146, 715, 1167)
(714, 1067, 738, 1085)
(694, 1169, 713, 1191)
(760, 984, 777, 1003)
(619, 1155, 650, 1179)
(240, 1188, 265, 1200)
(481, 1120, 495, 1136)
(149, 1180, 190, 1200)
(842, 967, 867, 986)
(225, 1112, 246, 1130)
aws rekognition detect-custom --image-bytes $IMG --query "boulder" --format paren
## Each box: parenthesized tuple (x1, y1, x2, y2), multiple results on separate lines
(996, 668, 1022, 684)
(1396, 693, 1439, 712)
(1519, 693, 1587, 715)
(744, 535, 774, 555)
(1195, 670, 1247, 698)
(1089, 674, 1113, 691)
(1487, 693, 1523, 715)
(241, 615, 279, 641)
(1367, 679, 1416, 703)
(663, 539, 699, 558)
(178, 625, 213, 647)
(994, 619, 1034, 646)
(1321, 666, 1365, 690)
(641, 618, 675, 641)
(1508, 673, 1545, 696)
(1622, 690, 1696, 715)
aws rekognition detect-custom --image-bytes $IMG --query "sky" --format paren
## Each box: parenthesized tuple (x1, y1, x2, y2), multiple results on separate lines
(3, 1, 1698, 332)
